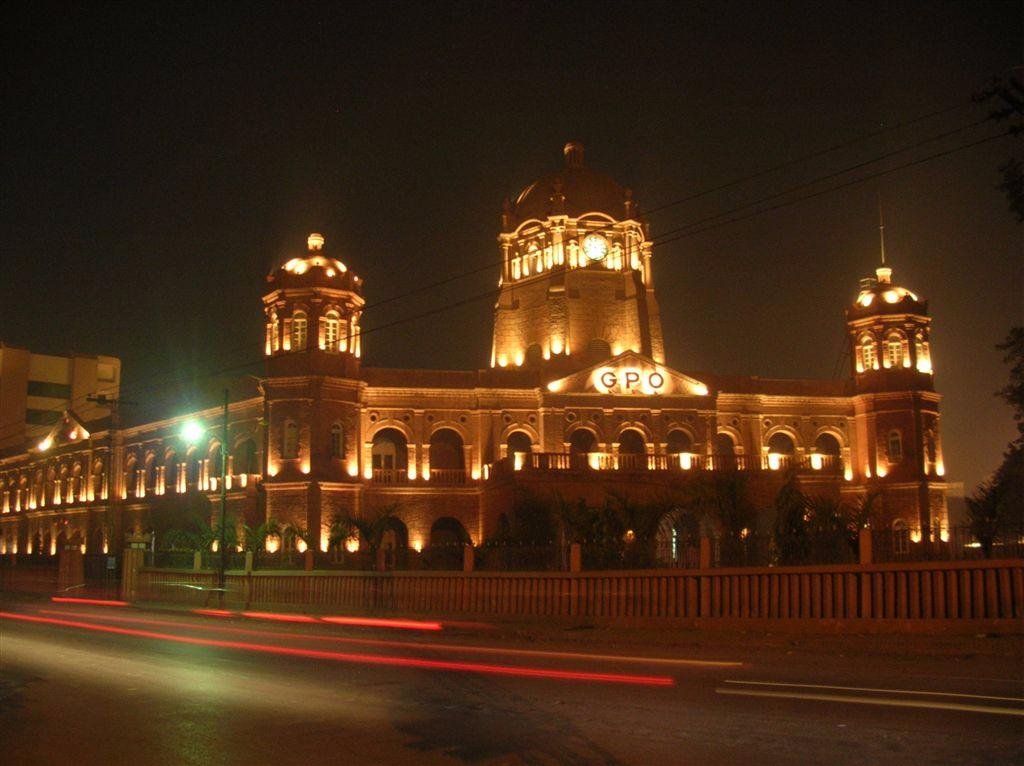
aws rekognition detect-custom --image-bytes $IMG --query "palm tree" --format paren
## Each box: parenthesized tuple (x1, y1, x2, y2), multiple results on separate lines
(241, 518, 281, 553)
(336, 503, 401, 557)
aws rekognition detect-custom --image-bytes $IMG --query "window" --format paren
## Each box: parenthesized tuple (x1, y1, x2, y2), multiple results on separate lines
(291, 311, 308, 350)
(27, 381, 71, 398)
(885, 331, 905, 369)
(283, 420, 299, 459)
(506, 431, 533, 456)
(269, 311, 280, 351)
(324, 311, 341, 352)
(915, 332, 932, 372)
(330, 423, 343, 459)
(767, 432, 795, 454)
(25, 409, 61, 425)
(887, 430, 903, 463)
(893, 519, 910, 555)
(666, 430, 693, 455)
(859, 334, 877, 371)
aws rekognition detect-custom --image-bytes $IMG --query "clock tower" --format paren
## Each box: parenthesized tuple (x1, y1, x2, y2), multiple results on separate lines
(491, 143, 665, 374)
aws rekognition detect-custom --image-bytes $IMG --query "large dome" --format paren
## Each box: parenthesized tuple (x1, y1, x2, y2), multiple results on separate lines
(511, 143, 633, 224)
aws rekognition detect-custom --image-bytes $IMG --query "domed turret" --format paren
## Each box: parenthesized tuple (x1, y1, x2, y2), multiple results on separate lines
(492, 143, 664, 373)
(263, 233, 364, 377)
(846, 264, 933, 387)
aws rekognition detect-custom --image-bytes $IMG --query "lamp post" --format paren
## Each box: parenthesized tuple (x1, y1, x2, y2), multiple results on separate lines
(180, 388, 230, 607)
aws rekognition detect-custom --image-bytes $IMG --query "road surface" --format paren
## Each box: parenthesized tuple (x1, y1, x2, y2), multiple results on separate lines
(1, 598, 1021, 765)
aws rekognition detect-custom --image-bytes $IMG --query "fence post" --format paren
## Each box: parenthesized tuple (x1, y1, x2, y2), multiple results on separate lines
(699, 537, 712, 569)
(244, 550, 254, 574)
(859, 528, 873, 565)
(463, 544, 475, 573)
(120, 535, 149, 602)
(304, 549, 314, 571)
(57, 541, 84, 594)
(193, 551, 202, 571)
(569, 543, 582, 573)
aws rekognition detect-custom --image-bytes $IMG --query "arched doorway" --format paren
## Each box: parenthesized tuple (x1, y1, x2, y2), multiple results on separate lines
(380, 517, 409, 569)
(617, 428, 646, 469)
(506, 430, 533, 457)
(371, 428, 408, 483)
(712, 432, 737, 469)
(767, 432, 795, 470)
(428, 428, 465, 484)
(426, 517, 469, 570)
(666, 429, 693, 455)
(813, 432, 842, 472)
(655, 509, 700, 567)
(568, 428, 597, 469)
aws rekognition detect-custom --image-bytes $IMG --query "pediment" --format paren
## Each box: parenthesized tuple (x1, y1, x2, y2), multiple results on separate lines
(543, 352, 709, 397)
(36, 410, 91, 451)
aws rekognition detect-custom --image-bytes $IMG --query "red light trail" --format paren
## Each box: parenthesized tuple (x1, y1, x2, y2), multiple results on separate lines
(2, 611, 674, 687)
(51, 597, 128, 607)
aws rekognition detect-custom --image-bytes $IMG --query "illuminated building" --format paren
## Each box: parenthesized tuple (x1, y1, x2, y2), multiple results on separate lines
(0, 144, 949, 557)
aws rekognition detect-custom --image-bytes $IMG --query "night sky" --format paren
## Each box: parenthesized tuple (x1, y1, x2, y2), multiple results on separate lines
(2, 2, 1020, 493)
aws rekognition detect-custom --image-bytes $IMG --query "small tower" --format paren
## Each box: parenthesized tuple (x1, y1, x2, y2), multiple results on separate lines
(262, 232, 364, 378)
(261, 233, 365, 550)
(845, 228, 946, 538)
(491, 143, 665, 374)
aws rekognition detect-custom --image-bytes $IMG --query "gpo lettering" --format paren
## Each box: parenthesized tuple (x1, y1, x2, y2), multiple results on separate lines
(597, 368, 665, 392)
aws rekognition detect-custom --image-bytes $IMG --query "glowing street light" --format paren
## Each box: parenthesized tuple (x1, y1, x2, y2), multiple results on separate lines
(180, 419, 205, 444)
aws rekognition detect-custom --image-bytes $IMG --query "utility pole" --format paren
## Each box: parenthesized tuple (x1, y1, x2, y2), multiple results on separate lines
(218, 388, 229, 607)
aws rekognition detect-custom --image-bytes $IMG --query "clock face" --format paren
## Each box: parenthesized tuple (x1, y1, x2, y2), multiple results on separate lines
(582, 234, 608, 262)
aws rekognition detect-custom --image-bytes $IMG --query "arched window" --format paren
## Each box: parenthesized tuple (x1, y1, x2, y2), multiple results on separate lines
(283, 420, 299, 459)
(859, 334, 877, 372)
(713, 432, 736, 456)
(291, 311, 308, 350)
(268, 310, 280, 353)
(666, 429, 693, 455)
(887, 430, 903, 463)
(892, 519, 910, 555)
(885, 331, 906, 369)
(914, 331, 932, 373)
(767, 432, 795, 455)
(323, 311, 341, 352)
(568, 429, 597, 455)
(372, 429, 408, 472)
(330, 423, 343, 459)
(814, 433, 841, 455)
(506, 431, 533, 456)
(617, 429, 646, 454)
(525, 344, 543, 366)
(587, 338, 611, 358)
(617, 428, 646, 469)
(767, 432, 795, 470)
(430, 517, 470, 547)
(233, 439, 258, 474)
(429, 429, 465, 471)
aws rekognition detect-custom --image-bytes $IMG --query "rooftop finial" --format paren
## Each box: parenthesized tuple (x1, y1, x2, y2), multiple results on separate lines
(563, 142, 585, 168)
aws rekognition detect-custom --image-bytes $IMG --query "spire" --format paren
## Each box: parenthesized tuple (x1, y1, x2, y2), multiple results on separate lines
(876, 198, 892, 284)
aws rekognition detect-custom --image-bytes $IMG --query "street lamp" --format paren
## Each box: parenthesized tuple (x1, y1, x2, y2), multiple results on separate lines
(180, 388, 229, 606)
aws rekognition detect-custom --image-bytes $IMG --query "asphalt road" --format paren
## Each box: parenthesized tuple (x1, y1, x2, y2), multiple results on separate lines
(1, 599, 1021, 765)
